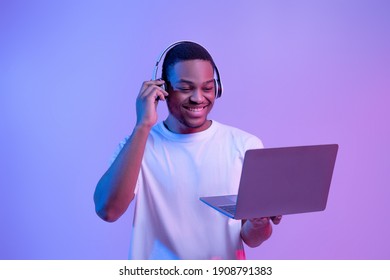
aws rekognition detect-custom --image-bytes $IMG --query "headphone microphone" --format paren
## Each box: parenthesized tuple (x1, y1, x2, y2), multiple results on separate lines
(152, 41, 223, 98)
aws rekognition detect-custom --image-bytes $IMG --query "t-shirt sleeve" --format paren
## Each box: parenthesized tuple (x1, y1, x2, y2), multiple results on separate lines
(245, 135, 264, 151)
(109, 136, 130, 165)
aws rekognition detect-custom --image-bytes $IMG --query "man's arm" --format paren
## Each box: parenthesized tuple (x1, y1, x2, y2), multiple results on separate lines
(240, 216, 282, 247)
(94, 125, 151, 222)
(93, 80, 168, 222)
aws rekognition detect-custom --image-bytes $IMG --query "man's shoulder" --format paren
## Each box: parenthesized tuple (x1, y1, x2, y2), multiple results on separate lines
(212, 121, 264, 148)
(213, 121, 257, 137)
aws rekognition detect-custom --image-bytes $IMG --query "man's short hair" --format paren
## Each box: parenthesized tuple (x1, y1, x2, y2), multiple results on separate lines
(161, 41, 217, 83)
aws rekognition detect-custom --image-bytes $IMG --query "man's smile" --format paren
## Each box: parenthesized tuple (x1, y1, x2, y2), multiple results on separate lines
(183, 104, 209, 113)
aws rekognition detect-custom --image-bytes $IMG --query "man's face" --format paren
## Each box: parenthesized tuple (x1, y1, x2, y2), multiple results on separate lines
(164, 59, 216, 134)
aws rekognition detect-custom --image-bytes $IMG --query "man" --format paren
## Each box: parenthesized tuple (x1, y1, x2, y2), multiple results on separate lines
(94, 41, 281, 259)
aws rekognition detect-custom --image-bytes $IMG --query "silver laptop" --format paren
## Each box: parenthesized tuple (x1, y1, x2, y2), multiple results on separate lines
(199, 144, 338, 219)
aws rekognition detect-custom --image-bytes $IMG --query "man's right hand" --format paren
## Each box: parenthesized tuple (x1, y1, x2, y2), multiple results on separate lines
(136, 79, 169, 128)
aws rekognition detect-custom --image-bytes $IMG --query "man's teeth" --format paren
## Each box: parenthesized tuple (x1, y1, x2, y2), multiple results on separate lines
(188, 107, 205, 112)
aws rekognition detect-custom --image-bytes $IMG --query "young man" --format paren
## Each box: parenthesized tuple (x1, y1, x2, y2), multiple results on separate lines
(94, 41, 281, 259)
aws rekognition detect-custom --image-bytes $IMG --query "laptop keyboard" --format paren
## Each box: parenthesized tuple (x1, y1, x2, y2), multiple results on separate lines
(219, 204, 237, 215)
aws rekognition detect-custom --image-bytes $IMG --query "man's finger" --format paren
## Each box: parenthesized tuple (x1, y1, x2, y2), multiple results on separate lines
(270, 215, 282, 225)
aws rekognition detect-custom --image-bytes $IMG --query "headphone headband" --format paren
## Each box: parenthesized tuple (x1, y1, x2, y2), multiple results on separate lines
(152, 41, 223, 98)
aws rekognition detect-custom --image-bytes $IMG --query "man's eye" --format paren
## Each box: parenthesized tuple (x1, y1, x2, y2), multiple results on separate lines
(178, 87, 192, 91)
(203, 87, 213, 92)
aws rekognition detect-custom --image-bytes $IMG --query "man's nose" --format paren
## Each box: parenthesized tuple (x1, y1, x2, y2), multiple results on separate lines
(189, 88, 204, 103)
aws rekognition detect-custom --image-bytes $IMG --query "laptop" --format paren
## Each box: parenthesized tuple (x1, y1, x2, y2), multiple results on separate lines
(199, 144, 338, 219)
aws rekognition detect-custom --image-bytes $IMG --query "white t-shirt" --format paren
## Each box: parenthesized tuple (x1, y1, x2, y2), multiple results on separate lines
(114, 121, 263, 259)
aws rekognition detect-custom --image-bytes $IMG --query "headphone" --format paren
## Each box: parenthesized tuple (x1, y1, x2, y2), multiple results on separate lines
(152, 41, 223, 98)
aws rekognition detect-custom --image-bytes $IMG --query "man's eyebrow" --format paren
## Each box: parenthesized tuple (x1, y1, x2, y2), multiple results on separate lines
(203, 79, 215, 85)
(177, 79, 194, 84)
(177, 79, 215, 84)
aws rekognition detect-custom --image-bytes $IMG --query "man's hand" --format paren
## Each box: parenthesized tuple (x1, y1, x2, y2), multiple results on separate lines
(241, 215, 282, 248)
(136, 79, 169, 128)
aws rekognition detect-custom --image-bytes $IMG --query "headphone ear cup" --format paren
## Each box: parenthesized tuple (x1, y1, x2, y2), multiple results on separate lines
(214, 79, 219, 98)
(215, 78, 222, 98)
(213, 65, 223, 98)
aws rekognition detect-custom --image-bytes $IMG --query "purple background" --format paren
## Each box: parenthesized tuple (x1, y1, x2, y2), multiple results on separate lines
(1, 0, 389, 259)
